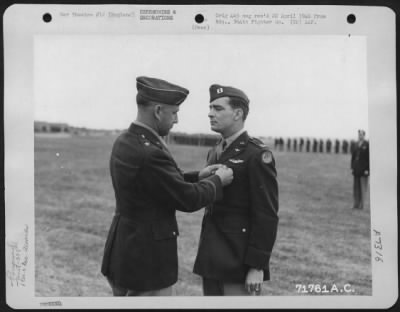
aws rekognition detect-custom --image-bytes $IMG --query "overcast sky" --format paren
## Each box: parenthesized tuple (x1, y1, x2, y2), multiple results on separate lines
(34, 34, 368, 139)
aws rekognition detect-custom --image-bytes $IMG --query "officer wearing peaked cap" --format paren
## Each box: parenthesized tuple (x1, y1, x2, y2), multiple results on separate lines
(101, 76, 233, 296)
(192, 84, 279, 295)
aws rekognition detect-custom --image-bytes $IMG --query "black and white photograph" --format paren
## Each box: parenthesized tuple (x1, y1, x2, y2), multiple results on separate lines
(3, 4, 397, 309)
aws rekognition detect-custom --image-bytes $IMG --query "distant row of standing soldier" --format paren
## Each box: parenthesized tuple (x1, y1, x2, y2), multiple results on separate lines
(274, 138, 357, 154)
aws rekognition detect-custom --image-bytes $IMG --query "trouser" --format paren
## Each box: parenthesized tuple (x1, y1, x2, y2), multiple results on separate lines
(202, 277, 261, 296)
(353, 175, 368, 209)
(107, 277, 174, 296)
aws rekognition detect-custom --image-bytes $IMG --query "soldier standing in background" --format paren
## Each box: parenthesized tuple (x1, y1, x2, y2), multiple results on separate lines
(293, 138, 297, 152)
(312, 139, 318, 153)
(319, 139, 324, 153)
(279, 137, 284, 151)
(334, 139, 340, 154)
(351, 130, 369, 209)
(287, 138, 291, 152)
(326, 139, 332, 153)
(299, 138, 304, 152)
(274, 138, 279, 150)
(342, 139, 349, 154)
(306, 138, 310, 152)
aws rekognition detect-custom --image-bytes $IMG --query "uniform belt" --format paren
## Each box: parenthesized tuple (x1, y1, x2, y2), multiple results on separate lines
(114, 211, 146, 225)
(205, 207, 250, 218)
(115, 205, 152, 222)
(115, 211, 176, 226)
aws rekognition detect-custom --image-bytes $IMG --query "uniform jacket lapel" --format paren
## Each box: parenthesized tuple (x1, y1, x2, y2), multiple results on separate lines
(217, 132, 249, 164)
(207, 143, 219, 165)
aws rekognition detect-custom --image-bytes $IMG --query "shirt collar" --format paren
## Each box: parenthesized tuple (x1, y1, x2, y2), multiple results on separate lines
(223, 128, 246, 149)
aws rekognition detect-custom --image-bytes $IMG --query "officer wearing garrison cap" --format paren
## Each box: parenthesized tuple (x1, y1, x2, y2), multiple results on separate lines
(101, 76, 233, 296)
(192, 84, 279, 295)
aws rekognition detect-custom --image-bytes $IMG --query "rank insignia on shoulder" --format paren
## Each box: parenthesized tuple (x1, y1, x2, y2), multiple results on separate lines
(229, 158, 244, 164)
(261, 151, 273, 164)
(250, 137, 268, 148)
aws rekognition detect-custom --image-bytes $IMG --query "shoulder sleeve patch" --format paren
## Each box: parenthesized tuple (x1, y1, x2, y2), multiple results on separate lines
(261, 150, 273, 164)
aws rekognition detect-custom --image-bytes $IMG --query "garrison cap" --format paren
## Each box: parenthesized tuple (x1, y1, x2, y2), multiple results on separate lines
(136, 76, 189, 105)
(209, 84, 249, 107)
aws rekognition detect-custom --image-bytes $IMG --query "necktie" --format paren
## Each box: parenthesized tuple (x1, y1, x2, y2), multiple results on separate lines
(217, 140, 227, 161)
(222, 140, 227, 151)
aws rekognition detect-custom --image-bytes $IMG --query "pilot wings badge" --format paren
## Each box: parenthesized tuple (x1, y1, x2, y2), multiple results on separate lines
(229, 158, 244, 164)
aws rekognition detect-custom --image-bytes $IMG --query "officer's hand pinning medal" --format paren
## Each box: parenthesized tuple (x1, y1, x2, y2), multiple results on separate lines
(214, 166, 234, 186)
(198, 164, 224, 179)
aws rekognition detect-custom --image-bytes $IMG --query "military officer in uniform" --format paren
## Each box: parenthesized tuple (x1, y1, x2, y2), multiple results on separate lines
(351, 129, 369, 209)
(326, 139, 332, 154)
(342, 139, 349, 154)
(299, 138, 304, 152)
(334, 139, 340, 154)
(319, 139, 324, 153)
(306, 138, 311, 152)
(192, 84, 279, 296)
(279, 137, 284, 151)
(312, 138, 318, 153)
(101, 76, 233, 296)
(287, 138, 291, 151)
(293, 138, 297, 152)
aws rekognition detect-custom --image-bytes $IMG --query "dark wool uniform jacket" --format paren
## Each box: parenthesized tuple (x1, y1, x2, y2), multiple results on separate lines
(193, 132, 279, 282)
(101, 123, 223, 291)
(351, 140, 369, 176)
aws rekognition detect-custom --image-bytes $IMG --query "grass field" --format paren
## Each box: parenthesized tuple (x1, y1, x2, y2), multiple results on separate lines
(34, 134, 371, 296)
